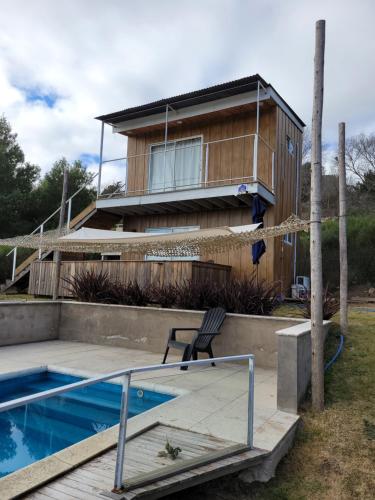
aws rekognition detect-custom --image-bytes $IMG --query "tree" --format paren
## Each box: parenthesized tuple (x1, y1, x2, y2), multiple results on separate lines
(346, 133, 375, 186)
(32, 158, 96, 229)
(0, 116, 25, 192)
(302, 126, 329, 165)
(0, 117, 98, 285)
(299, 164, 311, 220)
(321, 174, 339, 215)
(355, 169, 375, 194)
(100, 181, 125, 197)
(0, 116, 40, 238)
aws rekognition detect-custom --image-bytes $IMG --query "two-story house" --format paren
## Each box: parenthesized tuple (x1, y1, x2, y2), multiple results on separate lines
(13, 74, 304, 296)
(94, 74, 304, 291)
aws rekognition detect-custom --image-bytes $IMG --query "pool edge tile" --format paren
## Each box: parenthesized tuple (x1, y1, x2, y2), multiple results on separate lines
(0, 455, 71, 499)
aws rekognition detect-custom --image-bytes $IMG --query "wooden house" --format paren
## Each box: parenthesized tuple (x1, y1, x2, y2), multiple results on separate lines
(19, 75, 304, 296)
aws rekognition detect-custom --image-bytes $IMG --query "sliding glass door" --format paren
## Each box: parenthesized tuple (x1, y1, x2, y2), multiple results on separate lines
(148, 137, 202, 193)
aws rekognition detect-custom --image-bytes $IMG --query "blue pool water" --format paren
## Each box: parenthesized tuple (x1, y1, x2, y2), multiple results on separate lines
(0, 370, 174, 478)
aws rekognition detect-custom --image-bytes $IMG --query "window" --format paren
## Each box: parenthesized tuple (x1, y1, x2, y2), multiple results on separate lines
(148, 137, 202, 193)
(101, 253, 121, 260)
(145, 226, 200, 261)
(283, 233, 293, 246)
(286, 136, 295, 156)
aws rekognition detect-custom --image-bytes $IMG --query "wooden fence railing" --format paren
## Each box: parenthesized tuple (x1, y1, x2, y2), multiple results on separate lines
(28, 260, 231, 297)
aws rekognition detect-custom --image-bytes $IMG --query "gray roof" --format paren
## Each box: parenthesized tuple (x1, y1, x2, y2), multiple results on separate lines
(96, 74, 305, 127)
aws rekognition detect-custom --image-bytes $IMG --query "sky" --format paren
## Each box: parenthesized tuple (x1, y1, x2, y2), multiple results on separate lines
(1, 0, 374, 187)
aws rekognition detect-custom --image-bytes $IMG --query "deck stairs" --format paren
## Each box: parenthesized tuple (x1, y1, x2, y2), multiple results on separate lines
(1, 202, 120, 294)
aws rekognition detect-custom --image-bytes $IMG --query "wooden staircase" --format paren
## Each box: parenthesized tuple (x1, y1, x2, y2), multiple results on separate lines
(1, 202, 121, 293)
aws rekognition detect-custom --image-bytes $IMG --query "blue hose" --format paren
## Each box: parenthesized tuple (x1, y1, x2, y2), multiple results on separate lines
(325, 334, 344, 371)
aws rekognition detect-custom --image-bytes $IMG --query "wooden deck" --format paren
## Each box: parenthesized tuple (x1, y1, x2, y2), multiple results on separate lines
(28, 260, 231, 297)
(25, 424, 266, 500)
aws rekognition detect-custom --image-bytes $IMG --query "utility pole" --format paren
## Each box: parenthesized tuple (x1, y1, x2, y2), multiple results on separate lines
(52, 165, 69, 300)
(338, 122, 348, 335)
(310, 19, 325, 412)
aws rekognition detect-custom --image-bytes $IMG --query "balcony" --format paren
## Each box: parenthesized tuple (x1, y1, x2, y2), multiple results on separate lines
(96, 133, 275, 216)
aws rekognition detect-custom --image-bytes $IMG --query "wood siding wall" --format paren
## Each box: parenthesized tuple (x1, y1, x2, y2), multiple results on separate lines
(120, 103, 303, 289)
(29, 260, 231, 297)
(125, 107, 276, 194)
(121, 207, 276, 284)
(101, 104, 301, 292)
(273, 107, 303, 291)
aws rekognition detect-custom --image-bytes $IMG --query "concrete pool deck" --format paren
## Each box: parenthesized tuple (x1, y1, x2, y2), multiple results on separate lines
(0, 340, 299, 498)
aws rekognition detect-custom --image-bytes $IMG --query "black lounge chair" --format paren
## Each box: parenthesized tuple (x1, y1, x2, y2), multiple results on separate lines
(162, 307, 226, 370)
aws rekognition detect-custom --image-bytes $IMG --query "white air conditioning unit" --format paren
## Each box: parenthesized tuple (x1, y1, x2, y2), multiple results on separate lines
(296, 276, 310, 290)
(291, 276, 310, 300)
(291, 284, 306, 300)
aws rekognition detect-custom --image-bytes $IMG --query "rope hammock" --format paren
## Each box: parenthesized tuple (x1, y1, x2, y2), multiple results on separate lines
(0, 215, 310, 257)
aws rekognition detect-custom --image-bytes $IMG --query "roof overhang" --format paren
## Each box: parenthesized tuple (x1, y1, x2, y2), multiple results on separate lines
(113, 89, 271, 134)
(96, 75, 305, 133)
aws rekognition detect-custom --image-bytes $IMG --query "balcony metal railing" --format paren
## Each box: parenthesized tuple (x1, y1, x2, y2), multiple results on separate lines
(98, 133, 275, 200)
(0, 353, 255, 492)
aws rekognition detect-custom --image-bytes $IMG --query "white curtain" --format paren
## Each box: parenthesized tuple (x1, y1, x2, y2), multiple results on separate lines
(149, 138, 201, 192)
(148, 143, 175, 192)
(174, 138, 201, 189)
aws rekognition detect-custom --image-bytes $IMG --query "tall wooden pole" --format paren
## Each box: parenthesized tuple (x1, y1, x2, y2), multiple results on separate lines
(52, 166, 69, 300)
(310, 19, 325, 412)
(338, 122, 348, 335)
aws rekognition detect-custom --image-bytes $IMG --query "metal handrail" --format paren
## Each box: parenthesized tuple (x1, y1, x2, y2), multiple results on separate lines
(98, 132, 275, 200)
(6, 173, 98, 280)
(0, 353, 255, 492)
(98, 175, 256, 199)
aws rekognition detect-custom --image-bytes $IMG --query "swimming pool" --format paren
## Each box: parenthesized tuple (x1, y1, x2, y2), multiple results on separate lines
(0, 370, 174, 478)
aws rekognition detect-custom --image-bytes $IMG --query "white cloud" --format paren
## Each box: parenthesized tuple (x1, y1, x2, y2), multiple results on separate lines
(0, 0, 374, 188)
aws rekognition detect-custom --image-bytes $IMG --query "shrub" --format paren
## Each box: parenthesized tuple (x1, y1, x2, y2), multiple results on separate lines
(298, 215, 375, 287)
(218, 277, 280, 316)
(150, 283, 177, 308)
(63, 270, 113, 303)
(302, 285, 340, 320)
(175, 280, 219, 311)
(64, 271, 280, 316)
(111, 281, 150, 307)
(174, 277, 279, 316)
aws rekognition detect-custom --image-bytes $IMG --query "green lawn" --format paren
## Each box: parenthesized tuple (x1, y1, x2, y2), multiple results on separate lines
(167, 305, 375, 500)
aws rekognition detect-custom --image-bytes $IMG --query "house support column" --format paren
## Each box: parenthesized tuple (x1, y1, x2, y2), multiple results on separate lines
(253, 81, 261, 182)
(97, 121, 104, 197)
(163, 104, 169, 191)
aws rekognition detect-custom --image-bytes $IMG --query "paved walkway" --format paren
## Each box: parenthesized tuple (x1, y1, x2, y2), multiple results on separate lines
(0, 340, 297, 448)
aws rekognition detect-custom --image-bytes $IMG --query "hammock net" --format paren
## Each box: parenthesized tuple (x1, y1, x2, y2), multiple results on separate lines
(0, 215, 310, 257)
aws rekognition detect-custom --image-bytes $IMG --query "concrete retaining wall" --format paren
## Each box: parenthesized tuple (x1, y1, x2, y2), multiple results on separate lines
(276, 321, 330, 413)
(58, 302, 303, 369)
(0, 301, 60, 346)
(0, 301, 327, 412)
